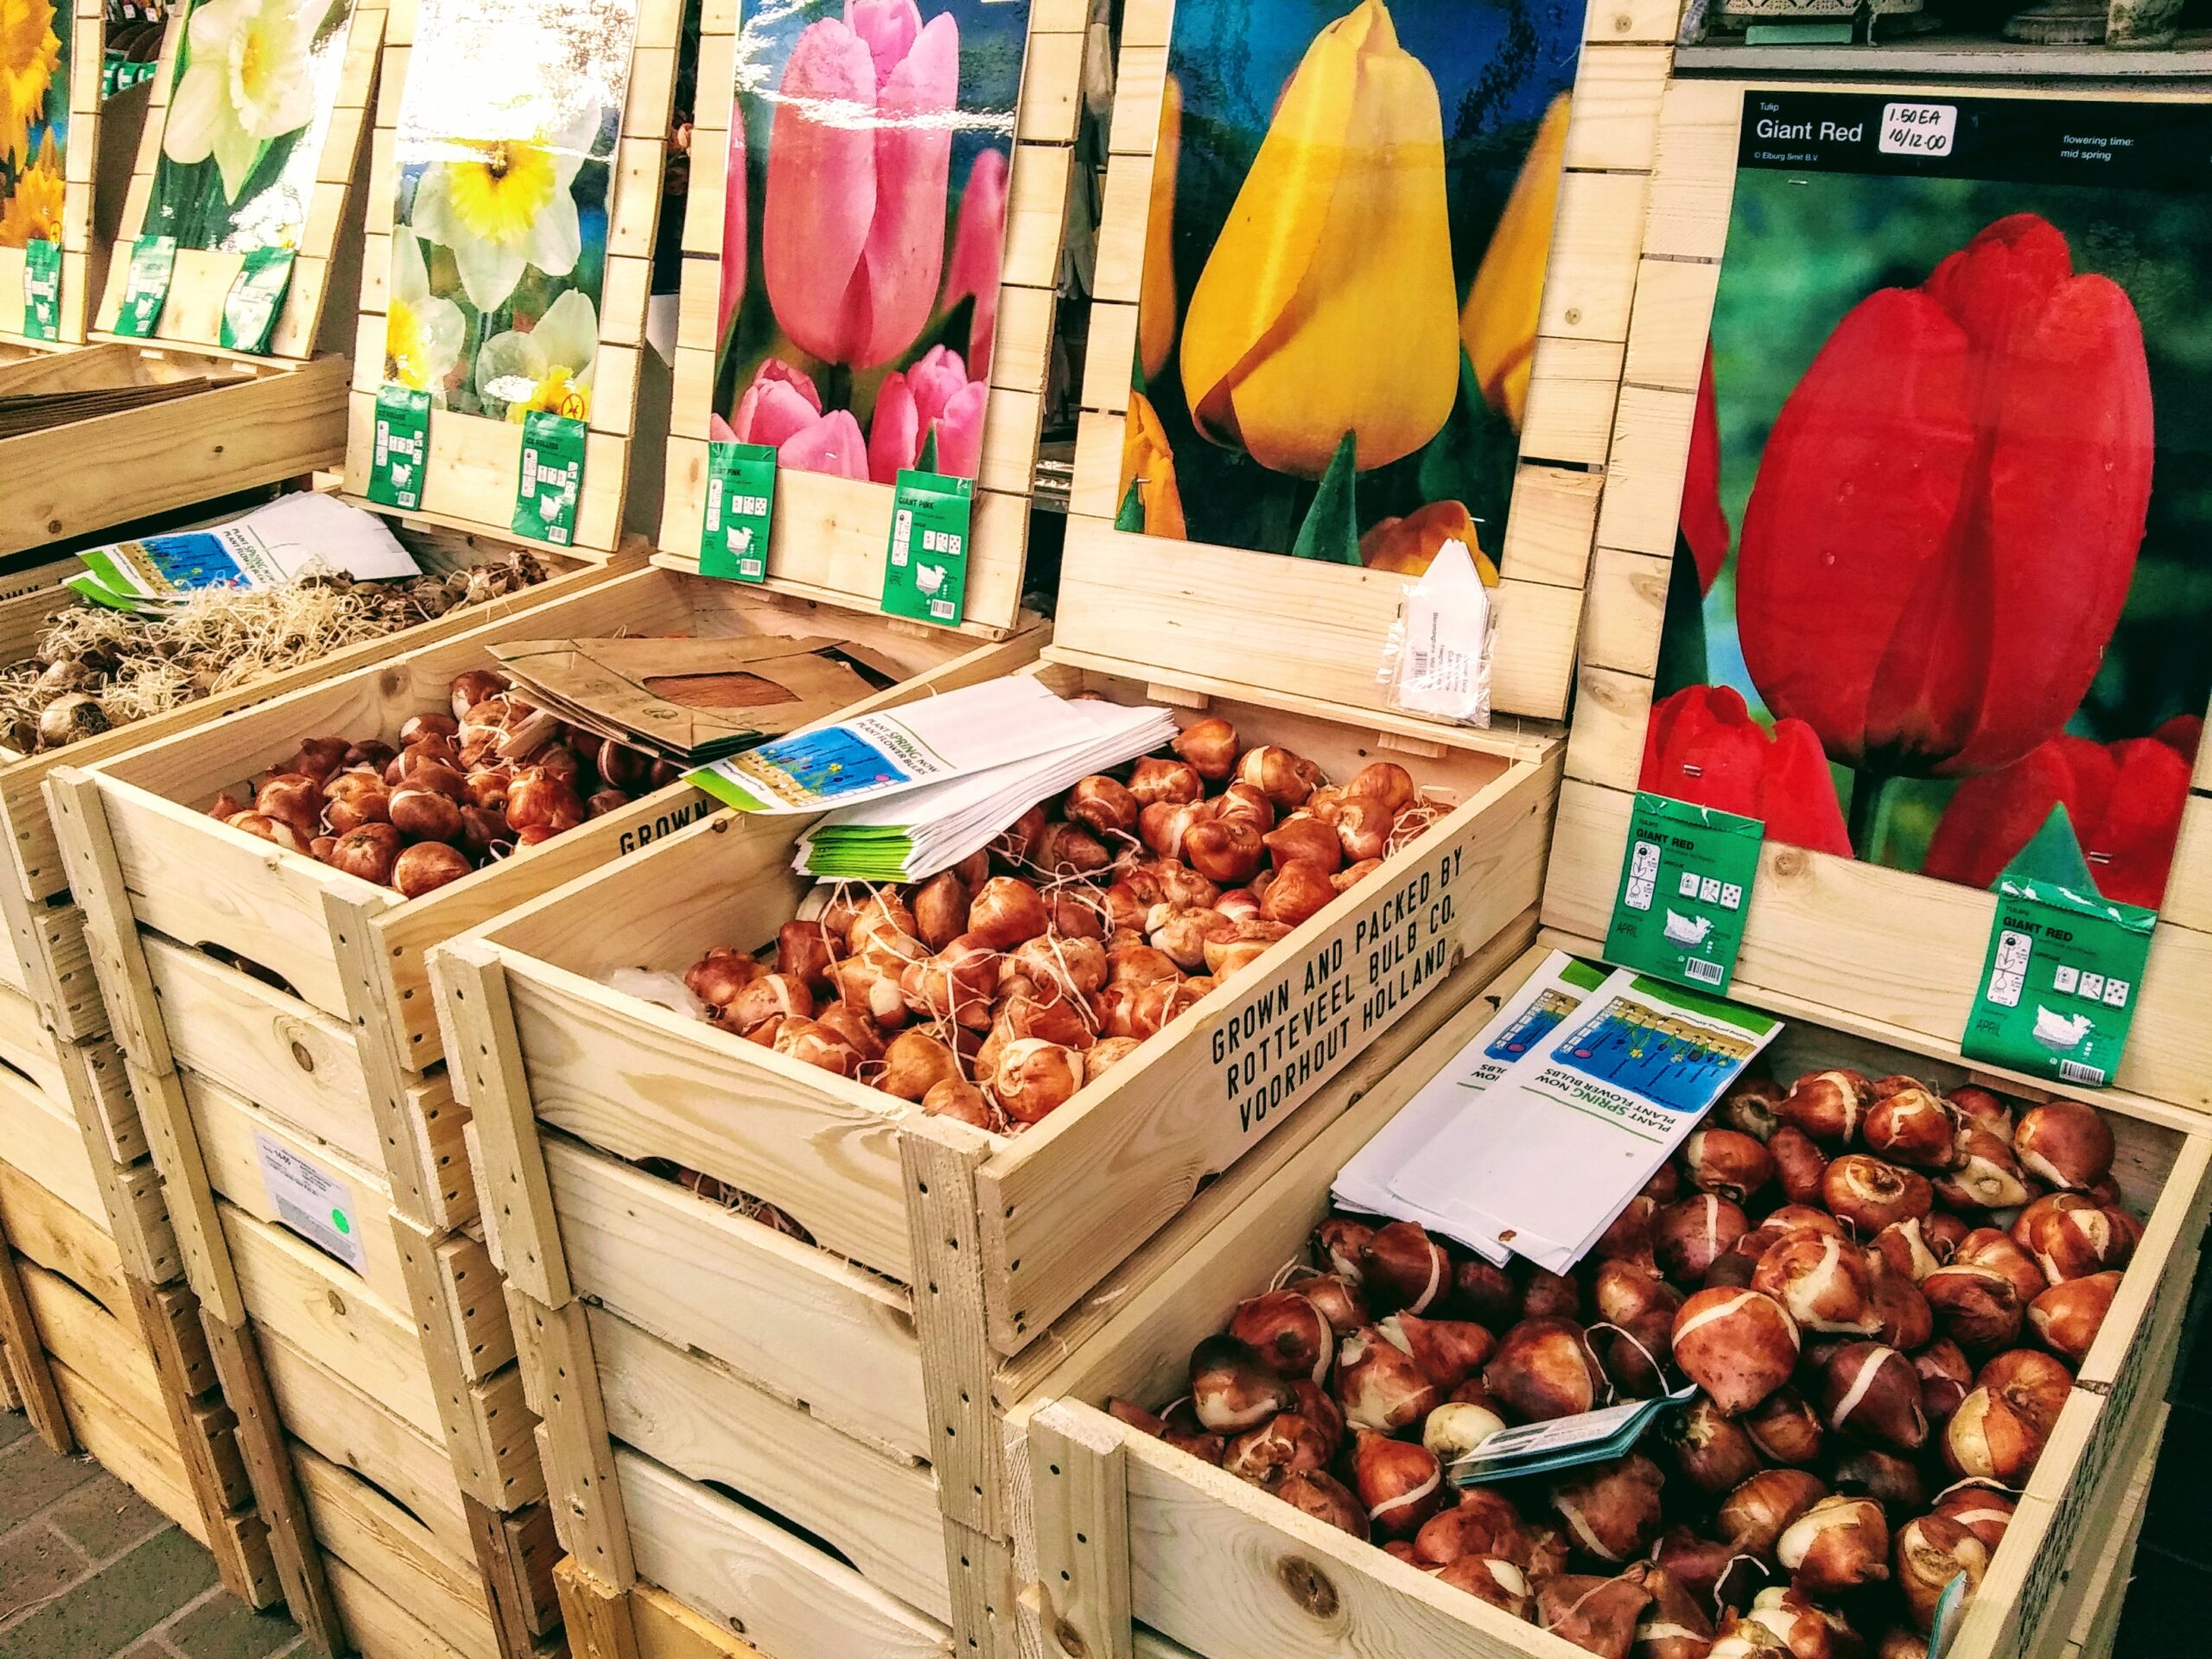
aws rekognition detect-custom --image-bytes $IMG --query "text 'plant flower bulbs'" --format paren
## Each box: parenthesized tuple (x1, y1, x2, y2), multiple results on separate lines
(1177, 0, 1458, 479)
(1736, 213, 2154, 779)
(1640, 683, 1852, 858)
(1923, 716, 2202, 907)
(762, 0, 957, 372)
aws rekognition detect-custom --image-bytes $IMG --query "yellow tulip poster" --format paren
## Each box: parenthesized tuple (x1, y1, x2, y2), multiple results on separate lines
(709, 0, 1027, 487)
(144, 0, 359, 252)
(385, 0, 637, 422)
(0, 0, 68, 250)
(1122, 0, 1580, 574)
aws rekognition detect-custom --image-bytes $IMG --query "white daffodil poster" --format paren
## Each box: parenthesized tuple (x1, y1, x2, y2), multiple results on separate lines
(386, 0, 636, 423)
(145, 0, 359, 252)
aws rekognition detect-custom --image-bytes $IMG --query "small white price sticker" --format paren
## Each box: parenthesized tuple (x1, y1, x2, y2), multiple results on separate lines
(1881, 102, 1955, 157)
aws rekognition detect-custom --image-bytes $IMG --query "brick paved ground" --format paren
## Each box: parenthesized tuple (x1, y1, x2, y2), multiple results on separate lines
(0, 1409, 302, 1659)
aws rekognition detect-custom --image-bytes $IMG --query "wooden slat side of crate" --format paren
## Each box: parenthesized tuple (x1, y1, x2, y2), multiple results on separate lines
(1547, 73, 2212, 1117)
(92, 3, 385, 361)
(344, 0, 682, 553)
(1021, 945, 2209, 1659)
(2060, 1408, 2161, 1659)
(1055, 0, 1677, 726)
(0, 355, 349, 563)
(655, 2, 1090, 636)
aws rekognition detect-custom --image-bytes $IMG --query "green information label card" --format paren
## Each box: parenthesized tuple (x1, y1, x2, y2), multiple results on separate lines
(513, 410, 586, 546)
(22, 239, 58, 341)
(366, 383, 431, 512)
(1963, 880, 2154, 1090)
(219, 248, 296, 355)
(883, 468, 973, 626)
(1605, 792, 1764, 994)
(112, 236, 176, 339)
(702, 440, 776, 582)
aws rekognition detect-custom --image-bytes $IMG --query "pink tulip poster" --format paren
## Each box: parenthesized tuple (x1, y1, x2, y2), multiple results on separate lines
(1645, 92, 2212, 914)
(710, 0, 1027, 486)
(383, 0, 637, 421)
(1116, 0, 1582, 575)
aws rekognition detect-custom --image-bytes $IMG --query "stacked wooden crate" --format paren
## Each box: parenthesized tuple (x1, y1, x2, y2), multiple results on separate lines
(1020, 944, 2209, 1659)
(48, 563, 1049, 1658)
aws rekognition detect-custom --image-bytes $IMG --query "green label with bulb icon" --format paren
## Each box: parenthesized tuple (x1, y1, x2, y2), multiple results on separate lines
(702, 440, 777, 583)
(1605, 793, 1763, 995)
(882, 467, 972, 627)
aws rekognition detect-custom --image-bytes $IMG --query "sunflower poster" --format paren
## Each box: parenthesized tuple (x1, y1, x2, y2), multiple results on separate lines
(1643, 92, 2212, 918)
(0, 0, 69, 254)
(143, 0, 359, 253)
(1117, 0, 1582, 578)
(709, 0, 1029, 488)
(385, 0, 635, 422)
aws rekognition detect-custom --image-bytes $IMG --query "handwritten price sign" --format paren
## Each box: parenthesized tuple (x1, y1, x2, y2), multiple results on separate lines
(1881, 103, 1955, 157)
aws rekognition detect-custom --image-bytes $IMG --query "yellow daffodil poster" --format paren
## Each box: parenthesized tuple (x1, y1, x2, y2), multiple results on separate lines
(1122, 0, 1580, 575)
(0, 0, 68, 251)
(144, 0, 359, 252)
(709, 0, 1027, 487)
(385, 0, 636, 423)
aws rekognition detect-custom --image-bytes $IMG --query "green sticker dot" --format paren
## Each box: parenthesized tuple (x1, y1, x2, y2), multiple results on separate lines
(331, 1210, 352, 1235)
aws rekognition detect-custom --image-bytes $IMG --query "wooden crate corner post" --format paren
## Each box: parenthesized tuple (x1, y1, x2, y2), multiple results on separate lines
(1025, 1399, 1134, 1659)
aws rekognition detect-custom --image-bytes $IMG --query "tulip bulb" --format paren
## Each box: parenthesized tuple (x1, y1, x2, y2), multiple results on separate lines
(1671, 1288, 1800, 1414)
(1221, 1412, 1331, 1487)
(1351, 1431, 1442, 1540)
(1865, 1085, 1958, 1168)
(1190, 1335, 1297, 1433)
(1816, 1342, 1927, 1452)
(1228, 1290, 1332, 1384)
(2012, 1099, 2114, 1191)
(1170, 718, 1240, 780)
(1359, 1220, 1450, 1314)
(393, 842, 471, 898)
(2028, 1270, 2120, 1363)
(1436, 1556, 1533, 1619)
(326, 824, 401, 886)
(1717, 1468, 1829, 1557)
(1777, 1069, 1872, 1145)
(1893, 1515, 1988, 1633)
(1126, 754, 1205, 805)
(1333, 1323, 1438, 1433)
(1666, 1395, 1763, 1495)
(1721, 1077, 1786, 1142)
(1655, 1194, 1752, 1282)
(1767, 1126, 1830, 1206)
(1273, 1470, 1366, 1539)
(1777, 1494, 1889, 1595)
(1922, 1264, 2023, 1351)
(1752, 1230, 1880, 1335)
(1953, 1227, 2047, 1307)
(1933, 1128, 2031, 1211)
(1537, 1570, 1656, 1659)
(1422, 1399, 1508, 1465)
(1743, 1386, 1824, 1466)
(1481, 1317, 1600, 1422)
(1822, 1154, 1934, 1232)
(1236, 745, 1323, 808)
(1551, 1454, 1664, 1564)
(1914, 1340, 1974, 1424)
(1382, 1311, 1496, 1393)
(989, 1037, 1083, 1126)
(2014, 1192, 2132, 1282)
(1065, 775, 1141, 837)
(1683, 1128, 1775, 1204)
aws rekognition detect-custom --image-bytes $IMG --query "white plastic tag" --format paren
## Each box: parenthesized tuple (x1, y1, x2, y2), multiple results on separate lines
(254, 1133, 368, 1276)
(1382, 539, 1493, 725)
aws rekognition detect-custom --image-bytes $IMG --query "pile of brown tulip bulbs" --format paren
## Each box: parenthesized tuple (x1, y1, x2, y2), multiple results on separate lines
(207, 670, 675, 899)
(1111, 1071, 2139, 1658)
(680, 717, 1444, 1135)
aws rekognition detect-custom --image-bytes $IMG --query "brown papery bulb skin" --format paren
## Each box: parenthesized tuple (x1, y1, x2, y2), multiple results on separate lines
(1551, 1453, 1664, 1565)
(1359, 1220, 1450, 1314)
(1952, 1228, 2048, 1308)
(1184, 819, 1265, 885)
(1670, 1288, 1799, 1414)
(1521, 1267, 1582, 1322)
(1065, 774, 1140, 837)
(1914, 1339, 1974, 1425)
(1666, 1395, 1763, 1495)
(1228, 1290, 1333, 1384)
(1260, 859, 1337, 926)
(322, 772, 391, 834)
(1717, 1468, 1829, 1558)
(393, 842, 471, 898)
(1313, 1216, 1372, 1283)
(1333, 1323, 1438, 1433)
(989, 1038, 1083, 1126)
(1752, 1230, 1879, 1336)
(1777, 1494, 1890, 1595)
(1383, 1312, 1496, 1394)
(920, 1078, 998, 1131)
(1684, 1128, 1776, 1205)
(1273, 1471, 1367, 1539)
(1127, 754, 1205, 806)
(1865, 1085, 1958, 1168)
(1435, 1557, 1533, 1620)
(2029, 1270, 2120, 1363)
(2013, 1099, 2115, 1191)
(1189, 1334, 1296, 1433)
(1170, 717, 1239, 781)
(326, 824, 402, 886)
(227, 811, 310, 855)
(1721, 1077, 1786, 1142)
(1237, 745, 1323, 809)
(1138, 800, 1208, 861)
(1930, 1479, 2017, 1550)
(448, 670, 505, 719)
(1654, 1193, 1751, 1282)
(1816, 1342, 1928, 1452)
(1344, 760, 1415, 814)
(1743, 1387, 1824, 1465)
(1221, 1412, 1331, 1486)
(1822, 1154, 1934, 1233)
(1481, 1318, 1599, 1423)
(2015, 1192, 2133, 1282)
(1872, 1217, 1944, 1284)
(1778, 1069, 1872, 1146)
(1351, 1432, 1442, 1540)
(1894, 1515, 1988, 1632)
(967, 876, 1050, 949)
(1767, 1126, 1831, 1207)
(1922, 1264, 2023, 1352)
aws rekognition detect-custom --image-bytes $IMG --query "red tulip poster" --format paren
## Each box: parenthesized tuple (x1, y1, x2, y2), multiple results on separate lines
(709, 0, 1023, 487)
(1644, 92, 2212, 915)
(1116, 0, 1582, 577)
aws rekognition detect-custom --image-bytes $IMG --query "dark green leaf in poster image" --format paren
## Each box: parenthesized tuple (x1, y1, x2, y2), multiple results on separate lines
(1640, 92, 2212, 940)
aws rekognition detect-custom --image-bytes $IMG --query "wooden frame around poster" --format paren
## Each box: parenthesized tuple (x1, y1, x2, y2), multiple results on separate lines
(89, 0, 384, 360)
(0, 0, 106, 349)
(340, 0, 681, 555)
(652, 0, 1090, 640)
(1542, 75, 2212, 1117)
(1050, 0, 1682, 728)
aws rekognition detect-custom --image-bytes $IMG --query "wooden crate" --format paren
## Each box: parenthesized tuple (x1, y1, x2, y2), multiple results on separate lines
(341, 0, 682, 555)
(1055, 0, 1680, 727)
(1021, 944, 2211, 1659)
(1545, 72, 2212, 1116)
(0, 349, 349, 563)
(0, 505, 620, 1039)
(495, 933, 1539, 1659)
(92, 0, 382, 362)
(0, 0, 107, 348)
(654, 0, 1090, 638)
(49, 563, 1042, 1653)
(2059, 1405, 2161, 1659)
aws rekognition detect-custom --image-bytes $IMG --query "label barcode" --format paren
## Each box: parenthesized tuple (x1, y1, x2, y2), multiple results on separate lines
(272, 1197, 340, 1258)
(1684, 957, 1723, 986)
(2058, 1059, 2106, 1086)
